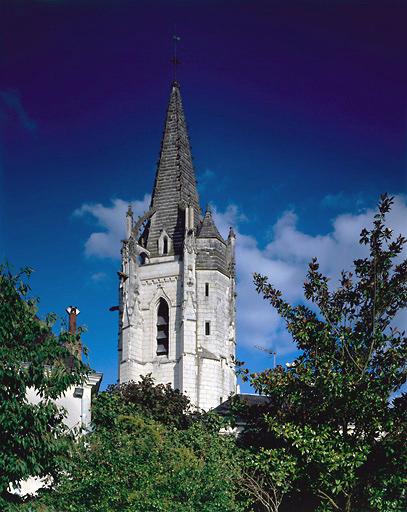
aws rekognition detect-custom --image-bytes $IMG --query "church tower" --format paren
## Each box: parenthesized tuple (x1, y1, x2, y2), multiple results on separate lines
(117, 81, 237, 410)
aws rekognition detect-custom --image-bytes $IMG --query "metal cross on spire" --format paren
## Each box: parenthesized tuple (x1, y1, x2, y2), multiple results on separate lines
(172, 34, 181, 81)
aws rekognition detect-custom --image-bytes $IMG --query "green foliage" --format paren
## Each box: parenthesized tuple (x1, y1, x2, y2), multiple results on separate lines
(0, 264, 90, 509)
(237, 195, 407, 511)
(93, 374, 197, 430)
(32, 381, 245, 512)
(238, 446, 299, 512)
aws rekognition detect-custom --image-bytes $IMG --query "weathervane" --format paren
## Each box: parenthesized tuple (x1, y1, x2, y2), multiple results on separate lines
(172, 34, 181, 81)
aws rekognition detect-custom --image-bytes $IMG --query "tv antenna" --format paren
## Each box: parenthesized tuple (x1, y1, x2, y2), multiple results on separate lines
(254, 345, 277, 368)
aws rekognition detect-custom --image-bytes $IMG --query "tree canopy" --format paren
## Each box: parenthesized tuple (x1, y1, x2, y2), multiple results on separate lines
(92, 374, 197, 431)
(236, 194, 407, 511)
(32, 378, 246, 512)
(0, 265, 90, 509)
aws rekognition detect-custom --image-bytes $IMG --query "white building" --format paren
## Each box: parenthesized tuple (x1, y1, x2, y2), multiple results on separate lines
(16, 307, 102, 497)
(25, 373, 102, 433)
(117, 81, 238, 410)
(18, 373, 101, 496)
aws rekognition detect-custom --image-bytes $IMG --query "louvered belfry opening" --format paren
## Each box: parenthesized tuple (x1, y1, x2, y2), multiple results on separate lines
(156, 298, 169, 355)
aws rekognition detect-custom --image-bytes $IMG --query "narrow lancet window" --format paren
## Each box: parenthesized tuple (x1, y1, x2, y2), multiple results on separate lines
(205, 283, 209, 297)
(205, 321, 211, 336)
(138, 252, 147, 265)
(156, 298, 169, 355)
(158, 231, 171, 256)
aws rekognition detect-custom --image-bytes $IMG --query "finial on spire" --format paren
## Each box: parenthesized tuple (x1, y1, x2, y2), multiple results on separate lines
(172, 34, 181, 82)
(126, 204, 133, 217)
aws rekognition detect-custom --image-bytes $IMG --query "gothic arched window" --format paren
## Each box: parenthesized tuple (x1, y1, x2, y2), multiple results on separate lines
(163, 236, 168, 255)
(156, 298, 169, 355)
(138, 252, 148, 265)
(158, 231, 171, 256)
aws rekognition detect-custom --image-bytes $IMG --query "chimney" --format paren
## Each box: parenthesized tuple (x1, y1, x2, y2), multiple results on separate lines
(66, 306, 82, 360)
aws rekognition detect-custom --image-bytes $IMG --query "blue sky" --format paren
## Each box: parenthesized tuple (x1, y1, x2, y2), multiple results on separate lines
(1, 1, 406, 391)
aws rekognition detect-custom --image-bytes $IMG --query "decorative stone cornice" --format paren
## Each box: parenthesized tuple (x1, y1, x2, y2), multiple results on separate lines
(142, 276, 178, 285)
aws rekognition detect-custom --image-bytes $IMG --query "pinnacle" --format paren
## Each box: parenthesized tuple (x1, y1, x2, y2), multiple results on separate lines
(198, 206, 224, 242)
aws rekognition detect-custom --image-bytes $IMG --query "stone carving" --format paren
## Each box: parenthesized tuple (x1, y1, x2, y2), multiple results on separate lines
(184, 233, 196, 255)
(187, 264, 194, 287)
(183, 290, 196, 321)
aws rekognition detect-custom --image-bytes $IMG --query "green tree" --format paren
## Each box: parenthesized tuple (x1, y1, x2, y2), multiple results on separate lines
(33, 381, 245, 512)
(0, 265, 90, 509)
(93, 374, 197, 430)
(237, 195, 407, 511)
(238, 446, 299, 512)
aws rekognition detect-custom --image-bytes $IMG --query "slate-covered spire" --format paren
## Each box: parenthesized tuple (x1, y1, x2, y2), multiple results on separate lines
(198, 205, 225, 242)
(144, 81, 201, 256)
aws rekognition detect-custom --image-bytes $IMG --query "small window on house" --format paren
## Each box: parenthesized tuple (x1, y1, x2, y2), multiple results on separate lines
(156, 298, 169, 355)
(205, 321, 210, 336)
(73, 387, 84, 398)
(163, 236, 168, 255)
(205, 283, 209, 297)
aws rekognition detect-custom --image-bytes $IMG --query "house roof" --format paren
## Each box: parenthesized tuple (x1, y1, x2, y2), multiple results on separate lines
(213, 393, 271, 416)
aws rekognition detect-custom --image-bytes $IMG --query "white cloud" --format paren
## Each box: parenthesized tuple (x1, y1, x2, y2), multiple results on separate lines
(213, 194, 407, 357)
(212, 204, 247, 235)
(91, 272, 107, 283)
(74, 195, 151, 258)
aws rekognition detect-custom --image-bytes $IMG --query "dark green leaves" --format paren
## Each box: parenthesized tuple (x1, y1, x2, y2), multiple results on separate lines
(241, 195, 407, 511)
(32, 382, 245, 512)
(0, 264, 90, 509)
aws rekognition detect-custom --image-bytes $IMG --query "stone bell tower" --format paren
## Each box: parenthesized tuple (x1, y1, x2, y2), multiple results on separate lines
(117, 81, 237, 410)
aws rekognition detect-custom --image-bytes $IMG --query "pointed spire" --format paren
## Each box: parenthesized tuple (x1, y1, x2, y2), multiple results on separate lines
(144, 82, 201, 256)
(198, 206, 224, 242)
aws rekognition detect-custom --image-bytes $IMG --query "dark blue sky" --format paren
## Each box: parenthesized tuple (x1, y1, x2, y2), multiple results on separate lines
(1, 1, 406, 390)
